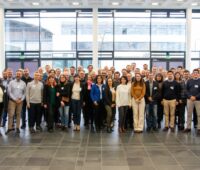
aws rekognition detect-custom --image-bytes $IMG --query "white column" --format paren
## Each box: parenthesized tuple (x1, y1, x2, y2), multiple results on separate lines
(92, 7, 98, 71)
(0, 8, 5, 73)
(186, 8, 192, 71)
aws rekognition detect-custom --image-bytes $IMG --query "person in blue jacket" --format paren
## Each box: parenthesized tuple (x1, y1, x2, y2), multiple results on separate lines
(90, 75, 106, 132)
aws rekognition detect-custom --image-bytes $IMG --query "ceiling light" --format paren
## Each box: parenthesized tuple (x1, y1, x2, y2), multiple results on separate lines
(112, 2, 120, 6)
(192, 2, 198, 6)
(32, 2, 40, 6)
(177, 0, 183, 2)
(72, 2, 80, 6)
(152, 2, 159, 6)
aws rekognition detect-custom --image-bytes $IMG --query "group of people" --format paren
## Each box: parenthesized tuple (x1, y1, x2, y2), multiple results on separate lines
(0, 63, 200, 135)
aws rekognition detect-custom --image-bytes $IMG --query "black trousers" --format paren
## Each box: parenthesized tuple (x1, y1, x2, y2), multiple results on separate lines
(29, 103, 42, 128)
(93, 100, 104, 130)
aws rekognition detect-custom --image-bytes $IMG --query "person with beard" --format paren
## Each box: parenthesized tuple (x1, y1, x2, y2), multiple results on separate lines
(6, 70, 26, 134)
(21, 68, 33, 129)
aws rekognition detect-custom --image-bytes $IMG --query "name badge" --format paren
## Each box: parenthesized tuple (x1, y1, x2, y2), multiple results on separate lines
(80, 88, 82, 91)
(61, 87, 64, 90)
(32, 85, 36, 88)
(154, 87, 157, 90)
(17, 86, 20, 89)
(195, 85, 199, 88)
(170, 86, 174, 90)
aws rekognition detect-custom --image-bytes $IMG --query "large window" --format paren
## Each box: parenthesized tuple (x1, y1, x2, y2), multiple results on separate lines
(191, 11, 200, 70)
(5, 9, 186, 71)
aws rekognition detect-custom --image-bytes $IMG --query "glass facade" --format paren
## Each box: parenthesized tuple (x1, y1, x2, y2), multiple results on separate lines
(191, 10, 200, 71)
(5, 9, 187, 71)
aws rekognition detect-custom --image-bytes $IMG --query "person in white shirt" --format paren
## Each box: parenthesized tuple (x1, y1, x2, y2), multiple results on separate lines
(116, 76, 131, 133)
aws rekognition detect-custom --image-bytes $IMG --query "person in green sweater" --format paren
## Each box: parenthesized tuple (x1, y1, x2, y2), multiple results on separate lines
(43, 75, 58, 132)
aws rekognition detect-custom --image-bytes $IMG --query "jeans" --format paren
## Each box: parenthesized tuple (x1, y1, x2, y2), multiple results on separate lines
(59, 105, 69, 127)
(71, 99, 81, 125)
(146, 103, 157, 129)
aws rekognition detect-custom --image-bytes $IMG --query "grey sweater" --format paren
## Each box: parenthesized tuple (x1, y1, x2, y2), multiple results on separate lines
(26, 80, 43, 104)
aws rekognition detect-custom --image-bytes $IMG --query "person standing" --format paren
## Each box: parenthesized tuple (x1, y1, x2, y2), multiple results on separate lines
(57, 74, 71, 131)
(83, 75, 93, 129)
(155, 73, 164, 129)
(43, 75, 57, 132)
(145, 73, 160, 132)
(162, 71, 180, 132)
(6, 70, 26, 134)
(90, 75, 106, 132)
(0, 80, 5, 135)
(184, 69, 200, 134)
(71, 74, 85, 131)
(116, 76, 131, 133)
(131, 73, 146, 133)
(21, 68, 33, 129)
(26, 71, 43, 133)
(103, 78, 116, 133)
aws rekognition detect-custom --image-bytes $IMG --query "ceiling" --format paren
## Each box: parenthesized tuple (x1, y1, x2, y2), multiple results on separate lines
(0, 0, 199, 9)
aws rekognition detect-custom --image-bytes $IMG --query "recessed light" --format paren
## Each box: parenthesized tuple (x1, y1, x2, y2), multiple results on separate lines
(192, 2, 198, 6)
(72, 2, 80, 6)
(152, 2, 159, 6)
(112, 2, 120, 6)
(177, 0, 183, 2)
(32, 2, 40, 6)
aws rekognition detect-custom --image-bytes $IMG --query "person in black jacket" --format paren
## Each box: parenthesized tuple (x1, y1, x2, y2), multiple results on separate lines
(162, 71, 180, 132)
(0, 80, 5, 136)
(184, 69, 200, 134)
(43, 75, 58, 132)
(83, 75, 93, 129)
(71, 74, 85, 131)
(145, 73, 160, 132)
(103, 78, 116, 133)
(155, 73, 164, 129)
(57, 74, 72, 131)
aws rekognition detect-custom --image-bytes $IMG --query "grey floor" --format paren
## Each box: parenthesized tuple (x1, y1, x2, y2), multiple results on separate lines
(0, 125, 200, 170)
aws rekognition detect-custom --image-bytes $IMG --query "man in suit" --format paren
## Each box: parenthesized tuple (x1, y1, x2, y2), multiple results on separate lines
(145, 73, 160, 132)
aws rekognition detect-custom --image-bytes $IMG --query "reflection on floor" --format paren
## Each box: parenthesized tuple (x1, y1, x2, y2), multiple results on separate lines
(0, 124, 200, 170)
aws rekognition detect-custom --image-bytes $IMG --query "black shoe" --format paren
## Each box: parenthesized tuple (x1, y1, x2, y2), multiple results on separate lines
(197, 130, 200, 135)
(107, 127, 111, 133)
(163, 127, 169, 132)
(5, 129, 13, 135)
(48, 129, 53, 133)
(146, 127, 151, 132)
(16, 128, 20, 133)
(158, 123, 161, 129)
(171, 128, 175, 132)
(183, 128, 191, 133)
(30, 128, 36, 134)
(153, 127, 158, 132)
(21, 125, 26, 129)
(36, 126, 43, 132)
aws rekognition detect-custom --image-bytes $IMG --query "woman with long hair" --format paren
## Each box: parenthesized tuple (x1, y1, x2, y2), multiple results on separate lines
(103, 78, 116, 133)
(90, 75, 105, 132)
(83, 75, 94, 129)
(43, 75, 58, 132)
(57, 74, 72, 131)
(131, 73, 146, 133)
(174, 72, 185, 130)
(155, 73, 164, 128)
(116, 76, 131, 133)
(71, 74, 84, 131)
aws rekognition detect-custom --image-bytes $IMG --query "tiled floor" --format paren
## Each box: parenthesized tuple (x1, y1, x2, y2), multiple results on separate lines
(0, 125, 200, 170)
